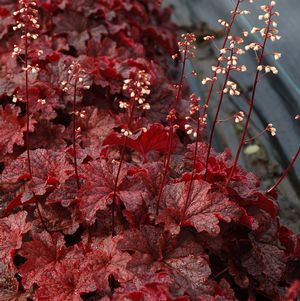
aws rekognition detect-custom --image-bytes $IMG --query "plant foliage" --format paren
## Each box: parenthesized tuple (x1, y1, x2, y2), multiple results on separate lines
(0, 1, 299, 300)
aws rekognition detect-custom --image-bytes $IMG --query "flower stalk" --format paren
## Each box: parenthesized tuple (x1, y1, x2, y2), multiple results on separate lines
(267, 147, 300, 194)
(204, 49, 234, 180)
(156, 33, 196, 215)
(112, 70, 151, 235)
(24, 30, 32, 179)
(61, 61, 90, 189)
(200, 0, 242, 119)
(183, 0, 245, 212)
(226, 2, 279, 186)
(13, 0, 40, 178)
(72, 78, 80, 189)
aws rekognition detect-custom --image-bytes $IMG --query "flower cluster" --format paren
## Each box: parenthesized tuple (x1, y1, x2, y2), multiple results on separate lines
(13, 0, 40, 39)
(121, 70, 151, 111)
(11, 0, 42, 82)
(257, 64, 278, 74)
(266, 123, 277, 136)
(223, 80, 240, 96)
(61, 61, 91, 92)
(184, 94, 202, 137)
(177, 33, 196, 58)
(245, 1, 281, 66)
(205, 35, 246, 84)
(218, 111, 245, 124)
(201, 76, 216, 85)
(234, 111, 245, 123)
(120, 70, 151, 136)
(218, 18, 229, 29)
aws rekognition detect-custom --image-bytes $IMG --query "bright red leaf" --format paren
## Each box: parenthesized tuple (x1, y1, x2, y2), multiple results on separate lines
(103, 123, 174, 162)
(158, 179, 241, 236)
(286, 280, 300, 301)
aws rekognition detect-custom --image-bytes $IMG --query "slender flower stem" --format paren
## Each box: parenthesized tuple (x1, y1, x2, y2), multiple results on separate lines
(111, 136, 128, 237)
(72, 78, 80, 189)
(244, 128, 268, 144)
(217, 116, 235, 123)
(201, 0, 241, 118)
(17, 3, 49, 234)
(204, 50, 233, 180)
(180, 110, 200, 223)
(226, 10, 273, 186)
(35, 198, 51, 234)
(267, 147, 300, 194)
(25, 30, 49, 233)
(155, 45, 188, 215)
(25, 29, 32, 179)
(174, 45, 188, 109)
(156, 126, 174, 215)
(111, 101, 136, 236)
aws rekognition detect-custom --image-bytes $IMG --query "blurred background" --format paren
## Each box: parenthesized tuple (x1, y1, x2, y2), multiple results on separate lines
(163, 0, 300, 231)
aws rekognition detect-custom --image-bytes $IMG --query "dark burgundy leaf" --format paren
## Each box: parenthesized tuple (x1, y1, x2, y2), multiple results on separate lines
(82, 235, 133, 291)
(0, 211, 30, 264)
(35, 259, 97, 301)
(32, 203, 80, 235)
(0, 262, 19, 301)
(164, 254, 213, 297)
(78, 159, 124, 222)
(0, 104, 35, 158)
(73, 107, 117, 150)
(29, 120, 66, 150)
(118, 225, 164, 260)
(19, 231, 68, 289)
(113, 272, 190, 301)
(145, 26, 178, 55)
(241, 236, 286, 295)
(0, 149, 73, 196)
(47, 176, 79, 207)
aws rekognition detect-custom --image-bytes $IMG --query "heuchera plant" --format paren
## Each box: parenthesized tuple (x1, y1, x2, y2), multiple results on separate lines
(0, 0, 300, 300)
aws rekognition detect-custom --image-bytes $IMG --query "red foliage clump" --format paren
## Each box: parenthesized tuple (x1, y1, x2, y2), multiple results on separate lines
(0, 1, 299, 301)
